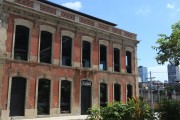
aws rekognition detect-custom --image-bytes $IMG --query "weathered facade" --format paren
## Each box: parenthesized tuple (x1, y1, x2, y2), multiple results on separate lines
(0, 0, 139, 119)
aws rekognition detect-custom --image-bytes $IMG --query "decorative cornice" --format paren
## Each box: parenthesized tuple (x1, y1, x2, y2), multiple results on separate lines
(2, 1, 139, 46)
(3, 0, 138, 40)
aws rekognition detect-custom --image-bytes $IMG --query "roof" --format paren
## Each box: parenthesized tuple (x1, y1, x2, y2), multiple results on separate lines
(38, 0, 117, 26)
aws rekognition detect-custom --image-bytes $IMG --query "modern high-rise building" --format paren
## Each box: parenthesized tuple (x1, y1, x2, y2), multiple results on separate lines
(138, 66, 148, 82)
(167, 64, 180, 83)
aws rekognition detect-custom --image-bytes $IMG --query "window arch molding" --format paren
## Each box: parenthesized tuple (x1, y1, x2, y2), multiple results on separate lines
(14, 19, 33, 28)
(61, 30, 75, 39)
(99, 40, 109, 46)
(39, 25, 56, 33)
(12, 19, 33, 61)
(113, 44, 122, 50)
(82, 36, 93, 43)
(125, 46, 133, 52)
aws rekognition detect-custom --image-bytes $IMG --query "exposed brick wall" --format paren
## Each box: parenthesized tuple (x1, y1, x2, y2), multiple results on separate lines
(0, 7, 138, 118)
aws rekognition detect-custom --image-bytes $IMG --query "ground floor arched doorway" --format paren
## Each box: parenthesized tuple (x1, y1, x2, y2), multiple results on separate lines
(81, 80, 92, 115)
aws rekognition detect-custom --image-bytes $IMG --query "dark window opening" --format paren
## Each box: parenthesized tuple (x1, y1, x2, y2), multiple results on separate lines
(81, 80, 92, 115)
(62, 36, 72, 66)
(126, 51, 132, 73)
(37, 79, 50, 115)
(14, 25, 29, 61)
(114, 84, 121, 101)
(114, 48, 120, 72)
(40, 31, 52, 64)
(10, 77, 26, 116)
(100, 45, 107, 70)
(100, 83, 107, 107)
(82, 41, 91, 68)
(127, 84, 133, 100)
(61, 80, 71, 113)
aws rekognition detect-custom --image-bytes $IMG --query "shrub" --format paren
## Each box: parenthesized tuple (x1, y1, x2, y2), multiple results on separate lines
(87, 107, 102, 120)
(158, 99, 180, 120)
(87, 97, 153, 120)
(128, 97, 153, 120)
(100, 102, 134, 120)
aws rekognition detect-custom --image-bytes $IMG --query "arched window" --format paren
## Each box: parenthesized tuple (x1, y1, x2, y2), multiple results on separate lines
(40, 31, 53, 63)
(82, 41, 91, 68)
(14, 25, 30, 61)
(100, 45, 107, 70)
(114, 48, 120, 72)
(126, 51, 132, 73)
(100, 83, 108, 107)
(37, 79, 51, 115)
(60, 80, 71, 113)
(127, 84, 133, 100)
(114, 84, 121, 101)
(10, 77, 27, 116)
(62, 36, 72, 66)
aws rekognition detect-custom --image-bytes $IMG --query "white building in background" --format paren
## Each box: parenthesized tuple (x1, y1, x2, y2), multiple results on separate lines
(167, 64, 180, 83)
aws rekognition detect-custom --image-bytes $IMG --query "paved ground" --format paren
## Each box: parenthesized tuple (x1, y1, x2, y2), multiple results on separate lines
(11, 115, 88, 120)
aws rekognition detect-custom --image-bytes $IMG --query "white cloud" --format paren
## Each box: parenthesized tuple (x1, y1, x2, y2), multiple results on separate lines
(136, 8, 151, 16)
(148, 65, 168, 82)
(167, 3, 175, 9)
(62, 1, 82, 11)
(166, 3, 180, 19)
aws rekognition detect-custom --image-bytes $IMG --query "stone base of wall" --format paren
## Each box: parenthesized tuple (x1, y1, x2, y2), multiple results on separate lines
(1, 110, 10, 120)
(121, 69, 126, 73)
(25, 109, 37, 119)
(53, 59, 59, 65)
(50, 108, 60, 116)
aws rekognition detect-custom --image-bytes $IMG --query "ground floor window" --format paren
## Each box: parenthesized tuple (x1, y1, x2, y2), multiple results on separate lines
(37, 79, 51, 115)
(100, 83, 107, 107)
(114, 84, 121, 101)
(127, 84, 133, 100)
(60, 80, 71, 113)
(10, 77, 26, 116)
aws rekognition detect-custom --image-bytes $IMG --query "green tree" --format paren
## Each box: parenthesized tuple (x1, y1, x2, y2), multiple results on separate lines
(152, 21, 180, 66)
(158, 99, 180, 120)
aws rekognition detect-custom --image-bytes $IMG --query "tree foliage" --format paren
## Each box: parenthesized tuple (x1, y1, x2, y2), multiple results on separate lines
(87, 97, 154, 120)
(152, 21, 180, 66)
(158, 99, 180, 120)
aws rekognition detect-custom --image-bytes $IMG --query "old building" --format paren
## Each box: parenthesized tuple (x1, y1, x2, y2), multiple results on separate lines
(0, 0, 139, 119)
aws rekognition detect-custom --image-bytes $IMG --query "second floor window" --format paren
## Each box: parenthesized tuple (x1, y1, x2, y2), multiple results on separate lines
(62, 36, 72, 66)
(40, 31, 52, 64)
(114, 48, 120, 72)
(100, 45, 107, 70)
(82, 41, 91, 68)
(126, 51, 132, 73)
(14, 25, 30, 61)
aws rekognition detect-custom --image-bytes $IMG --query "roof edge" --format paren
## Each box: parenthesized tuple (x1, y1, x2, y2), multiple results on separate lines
(38, 0, 117, 26)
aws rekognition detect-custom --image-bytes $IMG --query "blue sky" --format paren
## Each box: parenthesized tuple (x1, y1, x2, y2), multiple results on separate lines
(49, 0, 180, 82)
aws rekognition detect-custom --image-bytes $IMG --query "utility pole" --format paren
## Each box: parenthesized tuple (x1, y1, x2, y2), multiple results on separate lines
(149, 71, 154, 113)
(147, 71, 156, 113)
